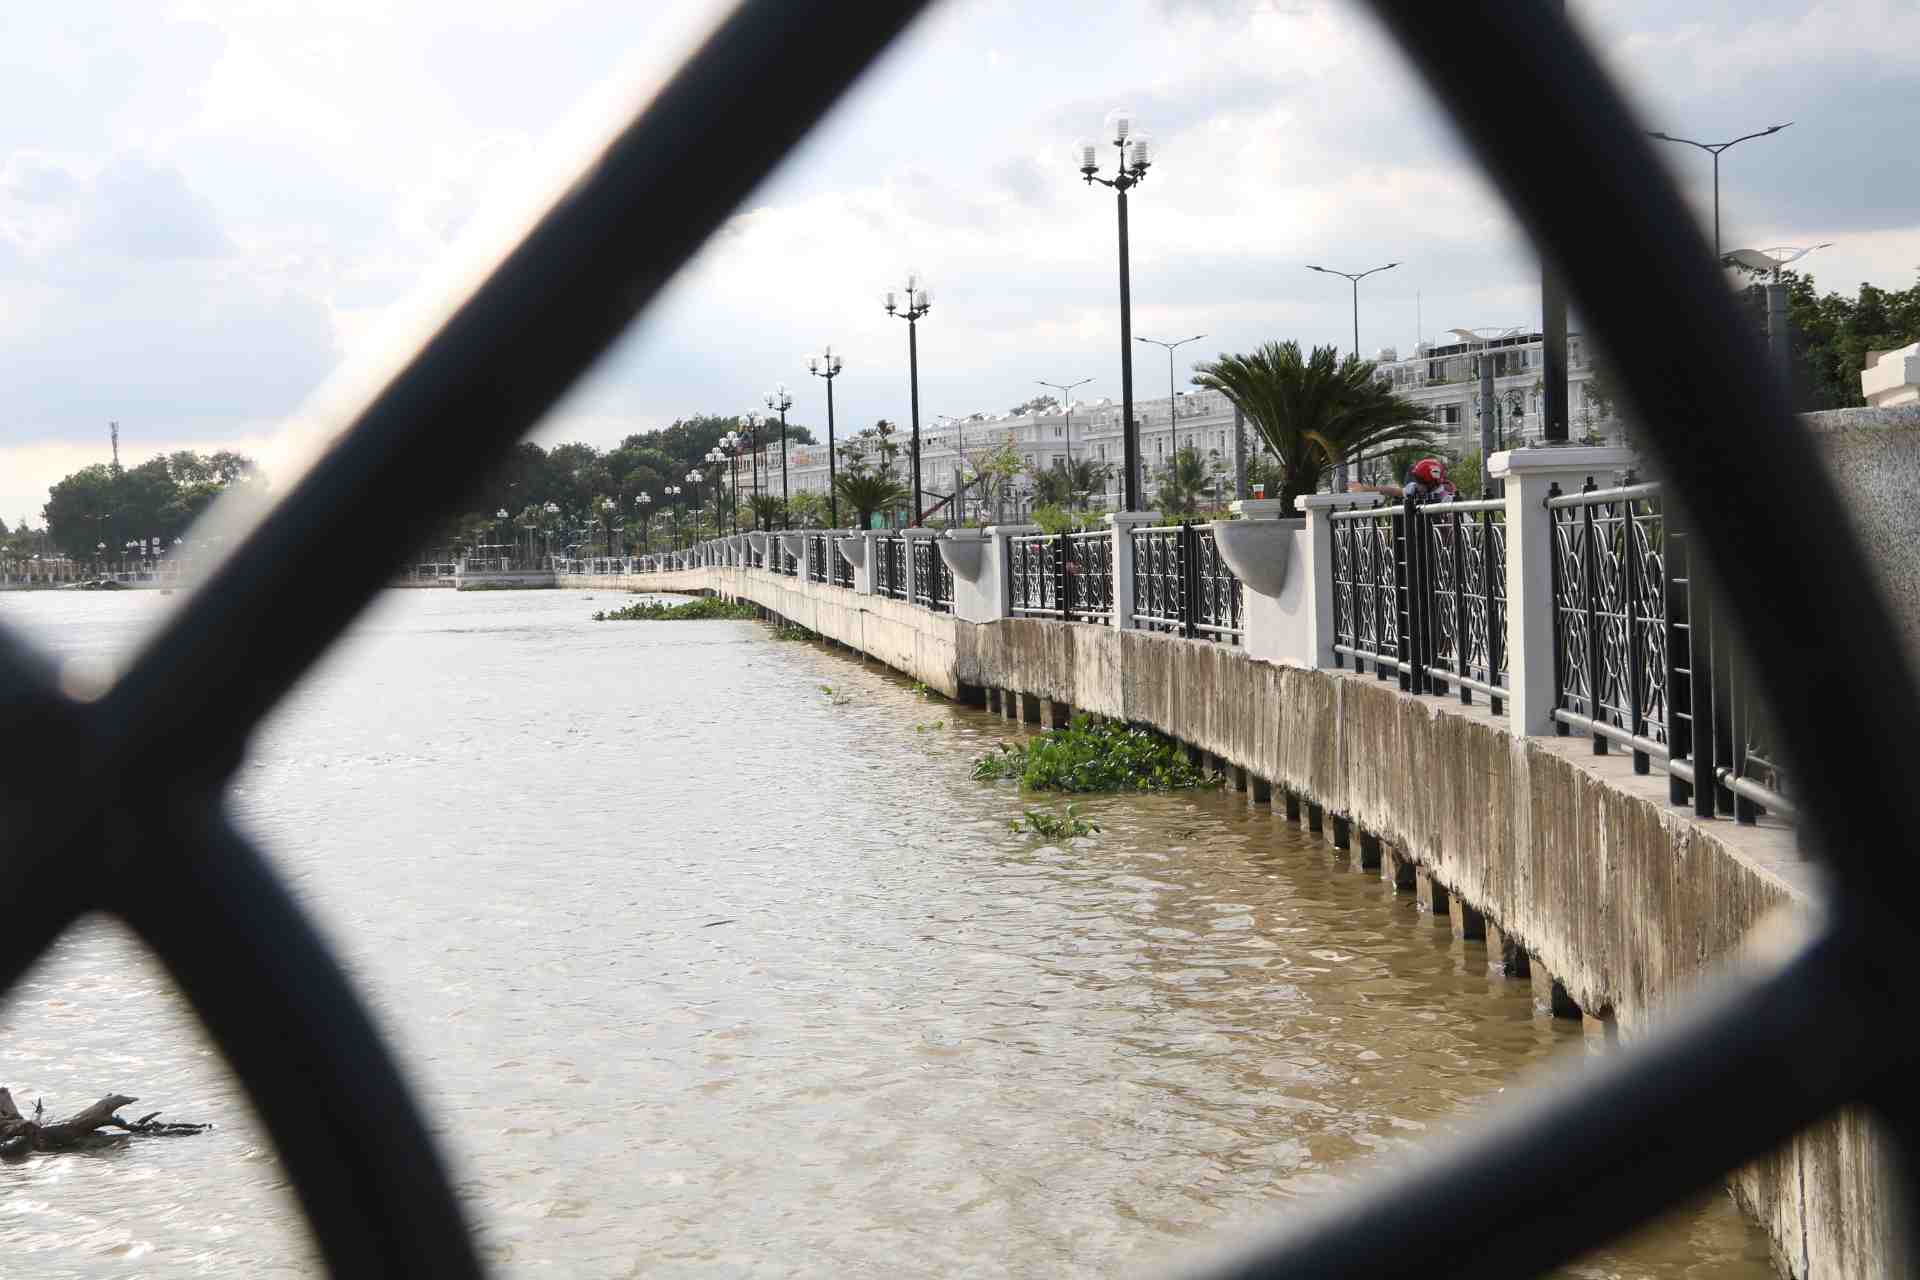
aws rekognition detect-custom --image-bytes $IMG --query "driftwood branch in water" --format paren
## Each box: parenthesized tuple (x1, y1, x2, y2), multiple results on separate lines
(0, 1086, 210, 1158)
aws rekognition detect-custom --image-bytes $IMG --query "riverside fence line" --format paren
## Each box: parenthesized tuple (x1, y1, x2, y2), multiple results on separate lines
(579, 442, 1785, 829)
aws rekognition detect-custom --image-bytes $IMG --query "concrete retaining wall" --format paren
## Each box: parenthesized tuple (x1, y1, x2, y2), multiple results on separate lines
(589, 564, 1896, 1279)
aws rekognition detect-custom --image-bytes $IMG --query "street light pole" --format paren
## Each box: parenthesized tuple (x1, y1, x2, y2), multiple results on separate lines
(1647, 123, 1792, 264)
(884, 274, 931, 525)
(739, 412, 764, 529)
(1079, 110, 1154, 511)
(1306, 262, 1398, 492)
(765, 385, 794, 528)
(808, 347, 844, 528)
(1036, 377, 1092, 471)
(1133, 334, 1205, 454)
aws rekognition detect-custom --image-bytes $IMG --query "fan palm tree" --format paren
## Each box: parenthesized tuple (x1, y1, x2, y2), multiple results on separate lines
(1193, 341, 1437, 510)
(748, 494, 784, 532)
(834, 470, 908, 529)
(1154, 445, 1211, 516)
(1029, 457, 1112, 510)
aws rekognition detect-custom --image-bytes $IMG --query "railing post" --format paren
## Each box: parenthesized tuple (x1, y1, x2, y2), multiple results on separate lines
(1624, 500, 1649, 774)
(1108, 510, 1159, 630)
(1666, 523, 1696, 807)
(1397, 498, 1418, 693)
(1179, 522, 1199, 639)
(1490, 444, 1633, 738)
(1581, 478, 1607, 754)
(1295, 495, 1363, 671)
(1452, 509, 1470, 705)
(1058, 532, 1071, 622)
(1483, 507, 1504, 717)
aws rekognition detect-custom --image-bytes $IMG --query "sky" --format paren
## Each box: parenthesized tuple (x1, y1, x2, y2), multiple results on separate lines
(3, 0, 1917, 525)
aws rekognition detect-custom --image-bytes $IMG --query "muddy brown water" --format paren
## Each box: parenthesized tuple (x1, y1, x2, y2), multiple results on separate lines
(0, 589, 1776, 1276)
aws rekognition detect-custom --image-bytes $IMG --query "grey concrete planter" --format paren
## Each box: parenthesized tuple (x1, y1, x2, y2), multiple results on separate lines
(836, 536, 866, 569)
(938, 531, 987, 582)
(778, 531, 807, 559)
(1209, 518, 1300, 598)
(746, 531, 770, 555)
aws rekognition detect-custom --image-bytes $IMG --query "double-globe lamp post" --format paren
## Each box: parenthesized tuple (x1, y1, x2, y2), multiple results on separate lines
(664, 485, 682, 549)
(807, 347, 844, 528)
(764, 385, 793, 528)
(1305, 261, 1397, 493)
(1078, 109, 1153, 511)
(883, 273, 931, 525)
(685, 470, 704, 545)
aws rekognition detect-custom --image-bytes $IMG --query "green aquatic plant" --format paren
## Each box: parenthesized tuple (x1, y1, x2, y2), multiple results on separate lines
(1010, 803, 1100, 839)
(971, 716, 1221, 793)
(592, 597, 760, 622)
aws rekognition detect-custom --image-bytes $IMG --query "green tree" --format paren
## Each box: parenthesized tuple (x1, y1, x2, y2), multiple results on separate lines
(788, 490, 832, 528)
(833, 471, 908, 529)
(1153, 445, 1213, 516)
(1193, 341, 1437, 511)
(1027, 456, 1111, 511)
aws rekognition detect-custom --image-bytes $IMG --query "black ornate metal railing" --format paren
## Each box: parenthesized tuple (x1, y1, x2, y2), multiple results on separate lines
(1420, 498, 1509, 712)
(909, 538, 953, 613)
(874, 535, 908, 601)
(1130, 523, 1243, 643)
(806, 533, 829, 583)
(0, 4, 1907, 1279)
(1008, 531, 1113, 623)
(830, 536, 854, 589)
(1549, 479, 1786, 822)
(1330, 502, 1408, 680)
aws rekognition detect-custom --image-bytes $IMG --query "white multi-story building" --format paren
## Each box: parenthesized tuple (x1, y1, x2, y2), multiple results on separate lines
(1372, 326, 1614, 455)
(733, 387, 1247, 522)
(724, 329, 1616, 522)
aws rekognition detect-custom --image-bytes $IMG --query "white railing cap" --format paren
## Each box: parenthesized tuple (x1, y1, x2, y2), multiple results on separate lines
(1490, 444, 1633, 479)
(1295, 493, 1383, 512)
(1103, 510, 1164, 527)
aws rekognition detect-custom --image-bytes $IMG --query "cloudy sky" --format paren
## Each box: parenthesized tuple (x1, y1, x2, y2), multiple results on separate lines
(2, 0, 1915, 524)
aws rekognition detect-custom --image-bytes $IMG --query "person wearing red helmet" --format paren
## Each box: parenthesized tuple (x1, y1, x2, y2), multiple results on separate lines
(1403, 457, 1458, 505)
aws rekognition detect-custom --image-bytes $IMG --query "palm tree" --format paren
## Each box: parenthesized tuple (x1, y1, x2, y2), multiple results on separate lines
(748, 494, 784, 532)
(1193, 341, 1436, 511)
(1029, 457, 1112, 510)
(834, 470, 908, 529)
(1154, 445, 1211, 516)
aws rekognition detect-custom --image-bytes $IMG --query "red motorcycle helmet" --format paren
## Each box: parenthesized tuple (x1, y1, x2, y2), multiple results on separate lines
(1409, 457, 1447, 486)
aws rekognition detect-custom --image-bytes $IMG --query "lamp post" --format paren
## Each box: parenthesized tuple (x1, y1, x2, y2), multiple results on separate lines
(763, 385, 794, 528)
(1306, 262, 1398, 492)
(1078, 109, 1153, 511)
(1647, 123, 1792, 264)
(739, 412, 765, 527)
(495, 508, 509, 563)
(883, 273, 931, 524)
(685, 470, 704, 542)
(718, 433, 741, 533)
(807, 347, 844, 528)
(599, 496, 617, 557)
(1036, 377, 1092, 471)
(1133, 335, 1204, 457)
(543, 501, 559, 560)
(704, 448, 727, 534)
(664, 485, 682, 548)
(634, 493, 651, 553)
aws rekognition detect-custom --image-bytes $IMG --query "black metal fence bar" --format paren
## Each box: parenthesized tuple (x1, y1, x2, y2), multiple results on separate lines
(1189, 524, 1244, 642)
(830, 537, 854, 589)
(1009, 534, 1056, 617)
(910, 538, 953, 613)
(1065, 531, 1114, 624)
(1330, 504, 1410, 679)
(807, 534, 828, 583)
(1416, 498, 1508, 710)
(873, 535, 909, 601)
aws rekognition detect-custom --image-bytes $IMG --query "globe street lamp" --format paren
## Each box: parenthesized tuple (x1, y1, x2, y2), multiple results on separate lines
(1133, 335, 1205, 457)
(883, 272, 931, 524)
(543, 501, 560, 560)
(739, 411, 766, 527)
(764, 384, 794, 528)
(599, 496, 618, 557)
(1078, 110, 1154, 510)
(1306, 262, 1397, 490)
(634, 493, 652, 554)
(685, 470, 704, 542)
(807, 347, 844, 528)
(1646, 123, 1792, 263)
(665, 484, 682, 548)
(717, 433, 741, 533)
(704, 447, 729, 533)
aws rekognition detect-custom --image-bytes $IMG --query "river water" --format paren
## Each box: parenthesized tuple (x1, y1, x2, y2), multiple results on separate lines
(0, 588, 1775, 1277)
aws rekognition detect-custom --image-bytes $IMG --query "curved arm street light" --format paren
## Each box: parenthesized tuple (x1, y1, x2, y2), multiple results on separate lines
(1306, 263, 1398, 492)
(1646, 123, 1792, 261)
(1132, 335, 1205, 458)
(1036, 377, 1093, 472)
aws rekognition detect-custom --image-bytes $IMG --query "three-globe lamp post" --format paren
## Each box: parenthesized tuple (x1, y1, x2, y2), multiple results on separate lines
(1078, 110, 1153, 511)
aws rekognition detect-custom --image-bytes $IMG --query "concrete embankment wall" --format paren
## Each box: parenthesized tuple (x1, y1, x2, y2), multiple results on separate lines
(592, 564, 1894, 1279)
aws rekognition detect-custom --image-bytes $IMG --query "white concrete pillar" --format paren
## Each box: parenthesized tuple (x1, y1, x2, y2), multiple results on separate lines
(1294, 495, 1382, 670)
(1491, 446, 1633, 736)
(1107, 510, 1162, 630)
(944, 530, 1006, 623)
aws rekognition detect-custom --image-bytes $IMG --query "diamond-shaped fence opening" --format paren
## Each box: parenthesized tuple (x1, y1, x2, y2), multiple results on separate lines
(1, 3, 1911, 1277)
